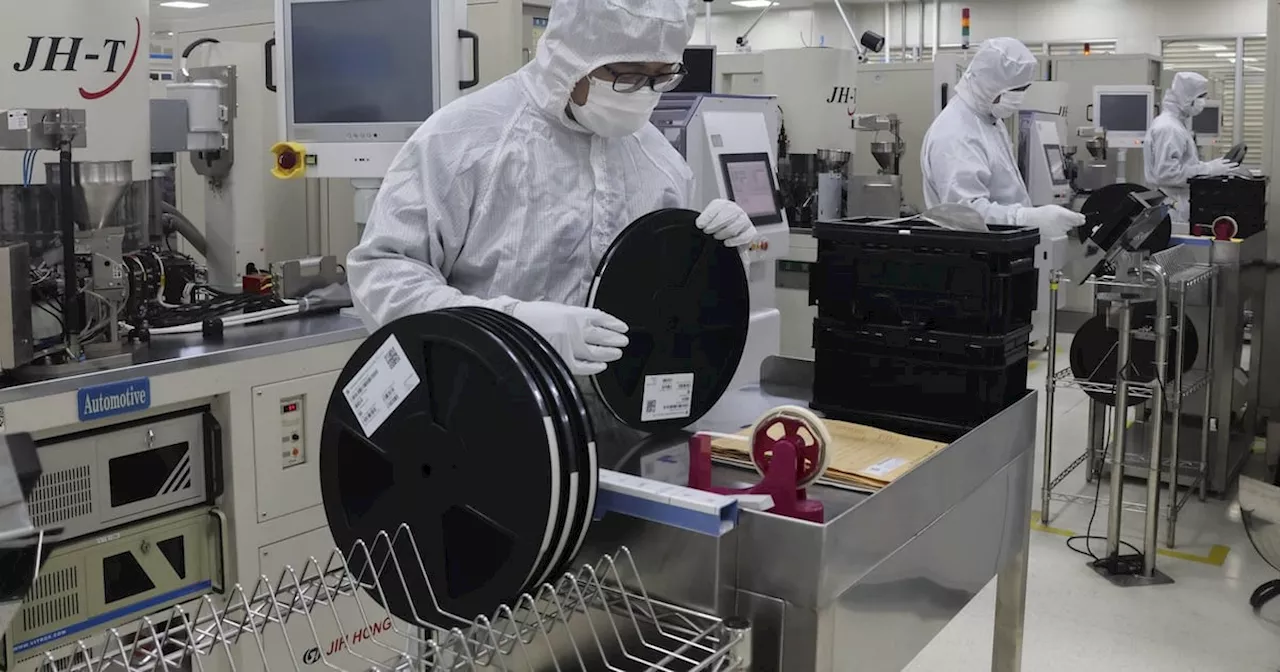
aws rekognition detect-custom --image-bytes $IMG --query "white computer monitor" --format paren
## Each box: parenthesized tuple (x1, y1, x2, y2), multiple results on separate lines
(1092, 85, 1156, 148)
(1193, 99, 1222, 144)
(276, 0, 469, 178)
(719, 152, 784, 227)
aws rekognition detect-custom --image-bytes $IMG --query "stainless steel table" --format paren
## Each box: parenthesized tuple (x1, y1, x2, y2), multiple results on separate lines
(586, 358, 1036, 672)
(0, 312, 367, 404)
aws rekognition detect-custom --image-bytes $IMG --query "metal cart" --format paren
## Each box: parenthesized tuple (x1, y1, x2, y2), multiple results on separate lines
(1041, 245, 1219, 551)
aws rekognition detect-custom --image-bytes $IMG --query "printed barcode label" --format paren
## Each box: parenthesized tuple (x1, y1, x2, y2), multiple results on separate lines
(342, 335, 420, 436)
(863, 457, 909, 478)
(640, 373, 694, 423)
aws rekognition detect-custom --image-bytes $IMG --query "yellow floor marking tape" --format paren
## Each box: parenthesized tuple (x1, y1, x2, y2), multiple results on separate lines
(1029, 511, 1229, 566)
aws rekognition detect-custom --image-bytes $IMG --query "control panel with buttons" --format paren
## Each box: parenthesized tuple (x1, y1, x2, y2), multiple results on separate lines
(280, 395, 306, 468)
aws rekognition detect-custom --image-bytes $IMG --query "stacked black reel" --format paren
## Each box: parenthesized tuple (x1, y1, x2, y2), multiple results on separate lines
(319, 208, 752, 626)
(320, 307, 597, 627)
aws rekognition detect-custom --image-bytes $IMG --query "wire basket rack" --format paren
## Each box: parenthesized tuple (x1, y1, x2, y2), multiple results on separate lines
(25, 525, 751, 672)
(1041, 259, 1219, 549)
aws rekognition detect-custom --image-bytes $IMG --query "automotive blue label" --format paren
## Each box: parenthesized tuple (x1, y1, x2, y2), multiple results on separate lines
(77, 377, 151, 422)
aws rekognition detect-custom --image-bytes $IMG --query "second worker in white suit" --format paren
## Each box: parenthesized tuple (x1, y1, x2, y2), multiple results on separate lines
(921, 38, 1085, 235)
(1144, 71, 1239, 227)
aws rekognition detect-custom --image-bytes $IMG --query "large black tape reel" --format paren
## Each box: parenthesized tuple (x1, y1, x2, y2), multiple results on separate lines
(588, 208, 751, 434)
(319, 309, 570, 626)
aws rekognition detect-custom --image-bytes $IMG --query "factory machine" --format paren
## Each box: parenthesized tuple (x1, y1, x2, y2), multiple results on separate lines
(0, 0, 476, 670)
(718, 48, 968, 359)
(0, 7, 1051, 669)
(1015, 81, 1072, 346)
(649, 90, 788, 401)
(718, 48, 861, 361)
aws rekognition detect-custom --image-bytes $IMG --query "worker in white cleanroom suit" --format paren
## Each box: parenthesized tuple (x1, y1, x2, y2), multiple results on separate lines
(921, 38, 1085, 235)
(348, 0, 756, 376)
(1144, 71, 1239, 225)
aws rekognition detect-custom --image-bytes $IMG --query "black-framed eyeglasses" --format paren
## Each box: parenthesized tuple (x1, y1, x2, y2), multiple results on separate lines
(600, 64, 688, 94)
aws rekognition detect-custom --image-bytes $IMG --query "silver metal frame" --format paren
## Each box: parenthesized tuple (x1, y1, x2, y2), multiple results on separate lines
(1041, 261, 1218, 551)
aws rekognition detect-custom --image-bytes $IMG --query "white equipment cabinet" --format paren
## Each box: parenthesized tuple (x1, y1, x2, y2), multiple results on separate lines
(850, 57, 966, 215)
(651, 93, 789, 397)
(717, 48, 860, 155)
(1015, 83, 1072, 347)
(173, 27, 361, 271)
(0, 317, 377, 672)
(465, 0, 550, 91)
(0, 0, 152, 186)
(1045, 54, 1161, 186)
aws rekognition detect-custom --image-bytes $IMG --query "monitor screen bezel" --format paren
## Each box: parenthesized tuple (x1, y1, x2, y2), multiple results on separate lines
(1192, 102, 1222, 136)
(718, 152, 784, 227)
(281, 0, 442, 144)
(1043, 145, 1069, 186)
(1097, 92, 1153, 134)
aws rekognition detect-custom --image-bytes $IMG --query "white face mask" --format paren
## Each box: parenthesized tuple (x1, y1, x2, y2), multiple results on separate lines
(991, 90, 1026, 120)
(1191, 98, 1207, 116)
(571, 78, 662, 138)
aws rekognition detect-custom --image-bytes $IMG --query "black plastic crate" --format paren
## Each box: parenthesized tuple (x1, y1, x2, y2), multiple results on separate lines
(811, 218, 1040, 335)
(808, 404, 973, 444)
(811, 321, 1030, 427)
(1190, 175, 1268, 239)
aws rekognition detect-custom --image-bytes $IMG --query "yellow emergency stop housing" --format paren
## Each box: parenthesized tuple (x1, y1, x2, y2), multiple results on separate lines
(271, 142, 308, 179)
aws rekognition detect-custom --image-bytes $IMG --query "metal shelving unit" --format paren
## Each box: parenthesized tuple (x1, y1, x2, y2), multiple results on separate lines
(27, 527, 751, 672)
(1041, 254, 1219, 556)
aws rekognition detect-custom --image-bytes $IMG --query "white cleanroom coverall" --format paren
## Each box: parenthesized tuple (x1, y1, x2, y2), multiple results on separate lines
(348, 0, 756, 376)
(1144, 71, 1238, 224)
(921, 38, 1084, 235)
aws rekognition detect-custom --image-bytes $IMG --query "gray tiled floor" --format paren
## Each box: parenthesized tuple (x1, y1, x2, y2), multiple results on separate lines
(903, 339, 1280, 671)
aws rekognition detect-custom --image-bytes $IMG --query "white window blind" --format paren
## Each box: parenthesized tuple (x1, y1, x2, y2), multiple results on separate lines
(1242, 37, 1266, 167)
(1046, 41, 1116, 56)
(1161, 37, 1267, 167)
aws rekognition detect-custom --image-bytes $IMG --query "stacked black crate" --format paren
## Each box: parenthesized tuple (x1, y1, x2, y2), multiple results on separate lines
(809, 218, 1041, 439)
(1189, 175, 1268, 239)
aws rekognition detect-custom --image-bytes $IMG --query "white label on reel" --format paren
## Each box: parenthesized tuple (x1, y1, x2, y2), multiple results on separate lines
(342, 335, 420, 436)
(6, 110, 28, 131)
(863, 457, 909, 479)
(640, 373, 694, 422)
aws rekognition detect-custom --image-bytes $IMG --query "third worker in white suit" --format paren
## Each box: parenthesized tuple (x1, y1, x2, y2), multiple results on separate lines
(921, 38, 1085, 235)
(1144, 71, 1239, 226)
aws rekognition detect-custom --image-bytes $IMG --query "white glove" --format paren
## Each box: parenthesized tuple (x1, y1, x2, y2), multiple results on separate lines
(696, 199, 757, 248)
(513, 302, 629, 376)
(1016, 204, 1086, 237)
(1202, 158, 1240, 177)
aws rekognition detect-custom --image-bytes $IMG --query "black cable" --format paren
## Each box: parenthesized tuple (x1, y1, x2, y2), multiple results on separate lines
(1241, 510, 1280, 612)
(34, 302, 63, 330)
(143, 289, 283, 328)
(1064, 404, 1144, 560)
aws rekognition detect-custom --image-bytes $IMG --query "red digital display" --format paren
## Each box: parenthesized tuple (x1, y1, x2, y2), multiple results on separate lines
(282, 403, 299, 413)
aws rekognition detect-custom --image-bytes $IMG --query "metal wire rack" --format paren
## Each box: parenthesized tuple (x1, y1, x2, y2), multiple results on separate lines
(1041, 260, 1219, 551)
(27, 526, 751, 672)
